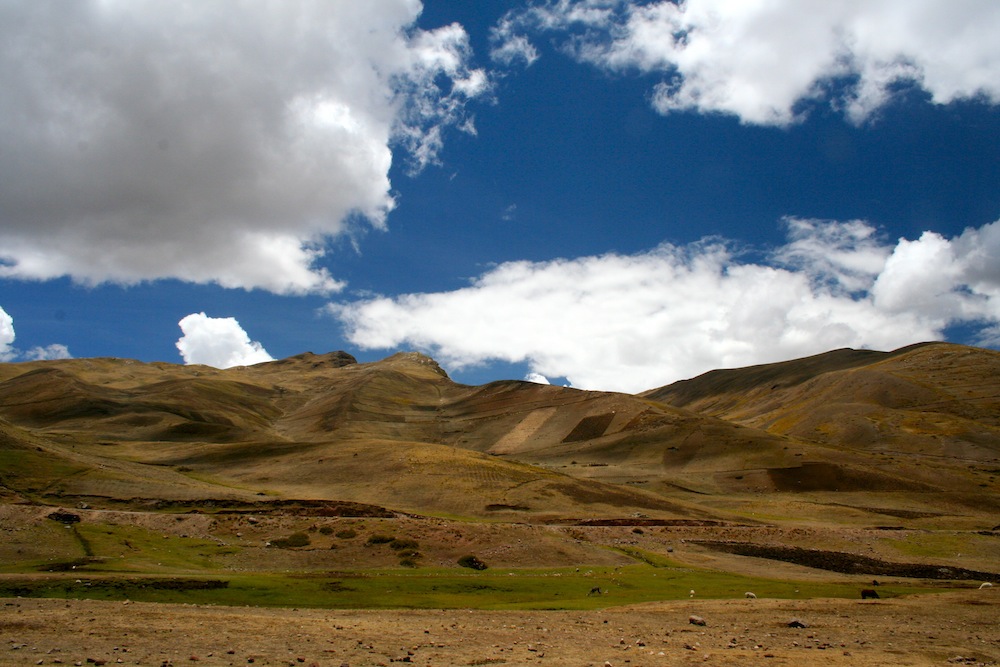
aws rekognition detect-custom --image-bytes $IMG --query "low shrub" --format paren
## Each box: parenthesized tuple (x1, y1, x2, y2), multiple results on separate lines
(366, 534, 395, 546)
(389, 538, 419, 551)
(458, 554, 488, 570)
(270, 532, 310, 548)
(319, 526, 333, 535)
(335, 528, 357, 539)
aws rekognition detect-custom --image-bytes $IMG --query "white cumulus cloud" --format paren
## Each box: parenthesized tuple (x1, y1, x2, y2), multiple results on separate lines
(329, 218, 1000, 393)
(0, 1, 488, 294)
(499, 0, 1000, 124)
(524, 372, 551, 385)
(0, 305, 72, 362)
(176, 313, 274, 369)
(0, 306, 15, 362)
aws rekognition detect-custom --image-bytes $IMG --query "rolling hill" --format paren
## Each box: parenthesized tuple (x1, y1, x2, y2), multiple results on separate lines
(0, 341, 997, 527)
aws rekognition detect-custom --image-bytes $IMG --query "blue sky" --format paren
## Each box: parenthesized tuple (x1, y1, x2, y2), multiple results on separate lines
(2, 1, 1000, 392)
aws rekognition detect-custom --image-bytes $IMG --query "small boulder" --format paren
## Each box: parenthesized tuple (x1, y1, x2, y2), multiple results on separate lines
(689, 615, 707, 626)
(787, 619, 809, 629)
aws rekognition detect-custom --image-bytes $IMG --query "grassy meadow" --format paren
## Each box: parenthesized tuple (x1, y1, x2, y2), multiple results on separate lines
(0, 513, 964, 610)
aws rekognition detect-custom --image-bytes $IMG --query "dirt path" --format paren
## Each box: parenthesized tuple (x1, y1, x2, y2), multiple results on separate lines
(3, 589, 998, 666)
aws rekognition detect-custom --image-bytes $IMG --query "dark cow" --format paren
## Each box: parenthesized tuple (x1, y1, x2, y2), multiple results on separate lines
(861, 589, 880, 599)
(588, 587, 603, 596)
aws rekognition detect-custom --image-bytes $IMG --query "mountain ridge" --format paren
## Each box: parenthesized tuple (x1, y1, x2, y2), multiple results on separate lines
(1, 341, 998, 524)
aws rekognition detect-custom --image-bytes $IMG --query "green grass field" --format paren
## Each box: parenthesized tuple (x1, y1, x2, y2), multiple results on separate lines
(0, 516, 971, 610)
(0, 563, 953, 611)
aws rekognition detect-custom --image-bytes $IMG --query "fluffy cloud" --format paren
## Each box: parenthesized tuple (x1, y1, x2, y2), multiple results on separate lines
(0, 306, 14, 362)
(524, 372, 551, 385)
(23, 344, 73, 362)
(490, 16, 540, 66)
(500, 0, 1000, 124)
(0, 306, 72, 362)
(330, 218, 1000, 393)
(176, 313, 274, 368)
(0, 2, 487, 294)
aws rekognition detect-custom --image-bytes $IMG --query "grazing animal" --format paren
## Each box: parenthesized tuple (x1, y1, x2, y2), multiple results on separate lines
(689, 589, 695, 598)
(980, 582, 993, 589)
(588, 587, 603, 596)
(871, 579, 880, 586)
(745, 592, 757, 599)
(861, 589, 880, 599)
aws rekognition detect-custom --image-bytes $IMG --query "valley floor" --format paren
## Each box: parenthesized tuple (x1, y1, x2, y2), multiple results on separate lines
(3, 590, 998, 667)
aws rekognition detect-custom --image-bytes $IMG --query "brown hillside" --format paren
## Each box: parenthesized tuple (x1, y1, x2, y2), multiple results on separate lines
(0, 352, 705, 519)
(645, 342, 1000, 462)
(2, 344, 998, 525)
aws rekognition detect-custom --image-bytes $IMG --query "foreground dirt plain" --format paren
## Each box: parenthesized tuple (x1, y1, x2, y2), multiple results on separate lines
(3, 589, 999, 667)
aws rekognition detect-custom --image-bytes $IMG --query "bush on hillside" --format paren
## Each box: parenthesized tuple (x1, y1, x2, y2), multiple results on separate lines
(389, 538, 419, 551)
(458, 554, 488, 570)
(366, 533, 395, 546)
(335, 528, 357, 539)
(269, 532, 310, 548)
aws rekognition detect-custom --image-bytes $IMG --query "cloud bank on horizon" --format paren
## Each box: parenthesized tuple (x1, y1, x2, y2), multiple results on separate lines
(331, 218, 1000, 392)
(0, 0, 487, 294)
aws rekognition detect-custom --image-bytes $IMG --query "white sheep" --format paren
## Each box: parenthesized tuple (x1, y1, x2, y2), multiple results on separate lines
(980, 582, 993, 589)
(745, 591, 757, 599)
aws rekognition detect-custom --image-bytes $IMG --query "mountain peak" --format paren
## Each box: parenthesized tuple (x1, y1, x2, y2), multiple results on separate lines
(382, 351, 449, 378)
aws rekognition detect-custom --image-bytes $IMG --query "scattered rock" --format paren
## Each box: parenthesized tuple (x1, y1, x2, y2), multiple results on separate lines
(689, 615, 707, 626)
(787, 619, 809, 629)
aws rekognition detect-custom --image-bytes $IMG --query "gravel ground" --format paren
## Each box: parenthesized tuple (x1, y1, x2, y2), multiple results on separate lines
(2, 589, 998, 666)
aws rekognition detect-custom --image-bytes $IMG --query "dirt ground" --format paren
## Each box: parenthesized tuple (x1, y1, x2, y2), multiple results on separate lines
(2, 589, 998, 667)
